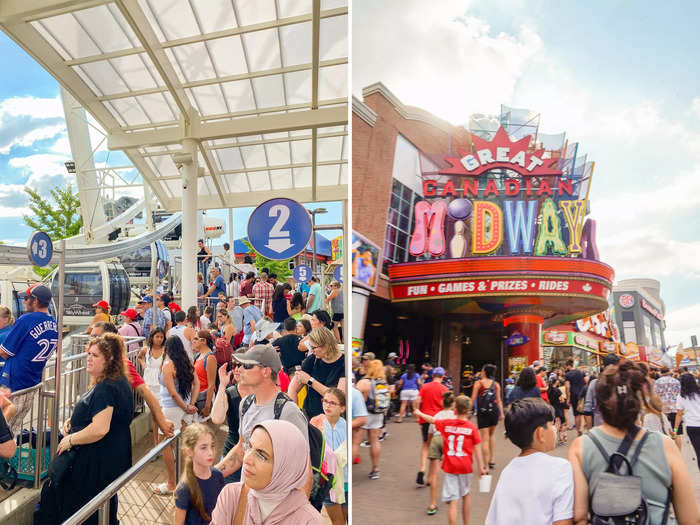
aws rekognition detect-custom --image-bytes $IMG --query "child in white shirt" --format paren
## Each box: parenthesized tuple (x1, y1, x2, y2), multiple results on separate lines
(485, 397, 574, 525)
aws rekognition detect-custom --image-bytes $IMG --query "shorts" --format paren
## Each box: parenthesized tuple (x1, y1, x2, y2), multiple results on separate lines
(362, 413, 384, 430)
(666, 413, 684, 435)
(400, 389, 419, 402)
(477, 411, 499, 429)
(332, 313, 344, 322)
(571, 395, 584, 416)
(428, 433, 443, 460)
(442, 473, 472, 502)
(159, 406, 193, 435)
(553, 407, 565, 421)
(8, 390, 36, 436)
(420, 422, 431, 443)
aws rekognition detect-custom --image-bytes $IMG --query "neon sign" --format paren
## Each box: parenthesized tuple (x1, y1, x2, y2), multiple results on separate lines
(409, 126, 599, 260)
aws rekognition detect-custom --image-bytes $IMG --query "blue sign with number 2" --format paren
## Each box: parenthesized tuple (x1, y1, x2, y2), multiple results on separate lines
(248, 198, 313, 260)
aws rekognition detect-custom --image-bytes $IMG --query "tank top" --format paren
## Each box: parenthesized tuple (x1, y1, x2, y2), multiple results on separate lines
(159, 368, 191, 409)
(582, 428, 674, 524)
(330, 290, 343, 314)
(197, 247, 208, 260)
(169, 325, 193, 361)
(194, 352, 213, 392)
(144, 346, 163, 389)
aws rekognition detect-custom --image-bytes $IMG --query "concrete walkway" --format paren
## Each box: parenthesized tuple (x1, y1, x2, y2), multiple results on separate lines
(352, 416, 700, 523)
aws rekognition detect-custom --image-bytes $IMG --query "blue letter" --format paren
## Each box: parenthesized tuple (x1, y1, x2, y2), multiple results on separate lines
(504, 200, 537, 254)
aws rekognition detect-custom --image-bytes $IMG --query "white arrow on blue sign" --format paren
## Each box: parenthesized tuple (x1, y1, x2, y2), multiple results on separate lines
(333, 265, 343, 283)
(247, 198, 313, 260)
(27, 231, 53, 267)
(293, 264, 312, 283)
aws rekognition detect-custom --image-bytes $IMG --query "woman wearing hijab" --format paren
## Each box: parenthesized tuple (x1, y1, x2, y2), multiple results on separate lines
(211, 419, 323, 524)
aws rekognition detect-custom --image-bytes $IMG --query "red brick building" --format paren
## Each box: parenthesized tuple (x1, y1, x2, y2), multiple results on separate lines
(352, 83, 615, 384)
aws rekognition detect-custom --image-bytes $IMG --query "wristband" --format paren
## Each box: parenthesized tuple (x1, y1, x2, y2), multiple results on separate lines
(307, 378, 315, 388)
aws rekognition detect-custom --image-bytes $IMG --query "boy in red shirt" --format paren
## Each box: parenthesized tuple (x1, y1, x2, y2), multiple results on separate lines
(416, 395, 487, 524)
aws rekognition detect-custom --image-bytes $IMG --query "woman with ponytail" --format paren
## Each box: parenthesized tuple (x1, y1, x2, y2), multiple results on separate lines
(154, 336, 199, 495)
(569, 361, 700, 524)
(175, 423, 224, 525)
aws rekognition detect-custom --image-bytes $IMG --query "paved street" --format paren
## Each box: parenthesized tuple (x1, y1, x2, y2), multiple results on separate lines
(352, 415, 700, 523)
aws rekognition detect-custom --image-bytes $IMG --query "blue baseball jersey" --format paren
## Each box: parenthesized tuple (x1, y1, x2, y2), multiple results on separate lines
(0, 312, 58, 391)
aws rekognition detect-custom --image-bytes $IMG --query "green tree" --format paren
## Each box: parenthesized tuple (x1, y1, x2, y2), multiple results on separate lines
(241, 240, 292, 280)
(23, 185, 83, 278)
(24, 185, 82, 240)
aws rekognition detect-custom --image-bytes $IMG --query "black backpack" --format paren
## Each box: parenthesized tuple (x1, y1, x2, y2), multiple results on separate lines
(478, 381, 498, 416)
(587, 427, 671, 525)
(241, 392, 334, 511)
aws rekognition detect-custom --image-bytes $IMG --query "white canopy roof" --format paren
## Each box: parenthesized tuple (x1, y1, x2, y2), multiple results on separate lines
(0, 0, 348, 210)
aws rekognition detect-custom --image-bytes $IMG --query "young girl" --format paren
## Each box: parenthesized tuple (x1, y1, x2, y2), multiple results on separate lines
(311, 388, 348, 525)
(138, 327, 166, 447)
(175, 424, 225, 525)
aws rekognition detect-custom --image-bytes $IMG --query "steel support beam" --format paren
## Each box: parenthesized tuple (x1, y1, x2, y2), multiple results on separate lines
(108, 106, 348, 149)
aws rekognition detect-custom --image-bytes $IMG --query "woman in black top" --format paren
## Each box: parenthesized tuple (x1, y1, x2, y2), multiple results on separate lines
(507, 367, 541, 404)
(197, 239, 211, 279)
(289, 326, 346, 418)
(54, 333, 134, 524)
(271, 284, 290, 323)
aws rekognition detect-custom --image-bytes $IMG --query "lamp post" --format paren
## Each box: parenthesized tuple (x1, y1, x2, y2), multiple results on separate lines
(309, 208, 327, 276)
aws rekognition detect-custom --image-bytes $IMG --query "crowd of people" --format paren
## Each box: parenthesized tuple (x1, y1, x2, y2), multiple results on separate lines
(0, 250, 347, 524)
(353, 353, 700, 524)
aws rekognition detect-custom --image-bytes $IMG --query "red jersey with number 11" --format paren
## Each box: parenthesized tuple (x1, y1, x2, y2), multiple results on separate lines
(435, 418, 481, 474)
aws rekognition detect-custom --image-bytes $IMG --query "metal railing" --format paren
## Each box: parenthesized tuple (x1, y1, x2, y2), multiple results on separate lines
(62, 428, 181, 525)
(6, 383, 49, 488)
(4, 334, 147, 488)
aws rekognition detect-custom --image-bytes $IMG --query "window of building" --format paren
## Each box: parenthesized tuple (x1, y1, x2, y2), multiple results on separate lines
(642, 316, 653, 346)
(383, 134, 423, 273)
(622, 320, 636, 343)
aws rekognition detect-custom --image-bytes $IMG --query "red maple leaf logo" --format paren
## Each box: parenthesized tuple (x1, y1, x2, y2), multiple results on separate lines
(440, 126, 562, 177)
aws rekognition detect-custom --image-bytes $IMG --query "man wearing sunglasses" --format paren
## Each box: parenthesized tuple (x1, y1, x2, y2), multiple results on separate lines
(215, 344, 308, 479)
(0, 284, 57, 434)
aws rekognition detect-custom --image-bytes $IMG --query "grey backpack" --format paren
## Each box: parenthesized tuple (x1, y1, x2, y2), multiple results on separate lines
(587, 428, 671, 525)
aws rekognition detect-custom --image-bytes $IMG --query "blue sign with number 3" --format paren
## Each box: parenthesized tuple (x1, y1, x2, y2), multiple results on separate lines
(27, 231, 53, 267)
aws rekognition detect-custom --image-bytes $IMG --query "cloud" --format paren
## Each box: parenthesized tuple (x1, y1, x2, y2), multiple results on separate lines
(0, 184, 28, 208)
(692, 97, 700, 119)
(665, 302, 700, 346)
(353, 1, 542, 124)
(8, 153, 74, 196)
(0, 96, 66, 154)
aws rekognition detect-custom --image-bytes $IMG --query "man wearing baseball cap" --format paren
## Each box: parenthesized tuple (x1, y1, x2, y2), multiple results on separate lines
(140, 295, 166, 339)
(0, 284, 57, 433)
(238, 296, 262, 347)
(414, 366, 448, 486)
(117, 308, 142, 353)
(216, 344, 308, 479)
(84, 299, 110, 335)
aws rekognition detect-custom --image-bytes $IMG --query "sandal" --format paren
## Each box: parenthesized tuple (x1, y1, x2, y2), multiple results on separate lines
(427, 505, 438, 515)
(153, 482, 174, 495)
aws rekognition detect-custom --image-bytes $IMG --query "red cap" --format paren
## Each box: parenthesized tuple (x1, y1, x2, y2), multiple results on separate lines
(119, 308, 138, 320)
(93, 300, 110, 310)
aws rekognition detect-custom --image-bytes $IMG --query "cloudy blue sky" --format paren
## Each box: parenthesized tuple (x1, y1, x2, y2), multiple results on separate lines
(353, 1, 700, 347)
(0, 31, 342, 252)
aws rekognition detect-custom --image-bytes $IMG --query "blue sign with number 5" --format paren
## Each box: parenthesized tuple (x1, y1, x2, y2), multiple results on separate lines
(27, 231, 53, 267)
(248, 198, 313, 260)
(293, 265, 312, 283)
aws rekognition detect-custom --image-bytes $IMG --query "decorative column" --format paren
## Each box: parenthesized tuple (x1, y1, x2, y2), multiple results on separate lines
(503, 314, 543, 366)
(180, 138, 199, 309)
(446, 322, 463, 383)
